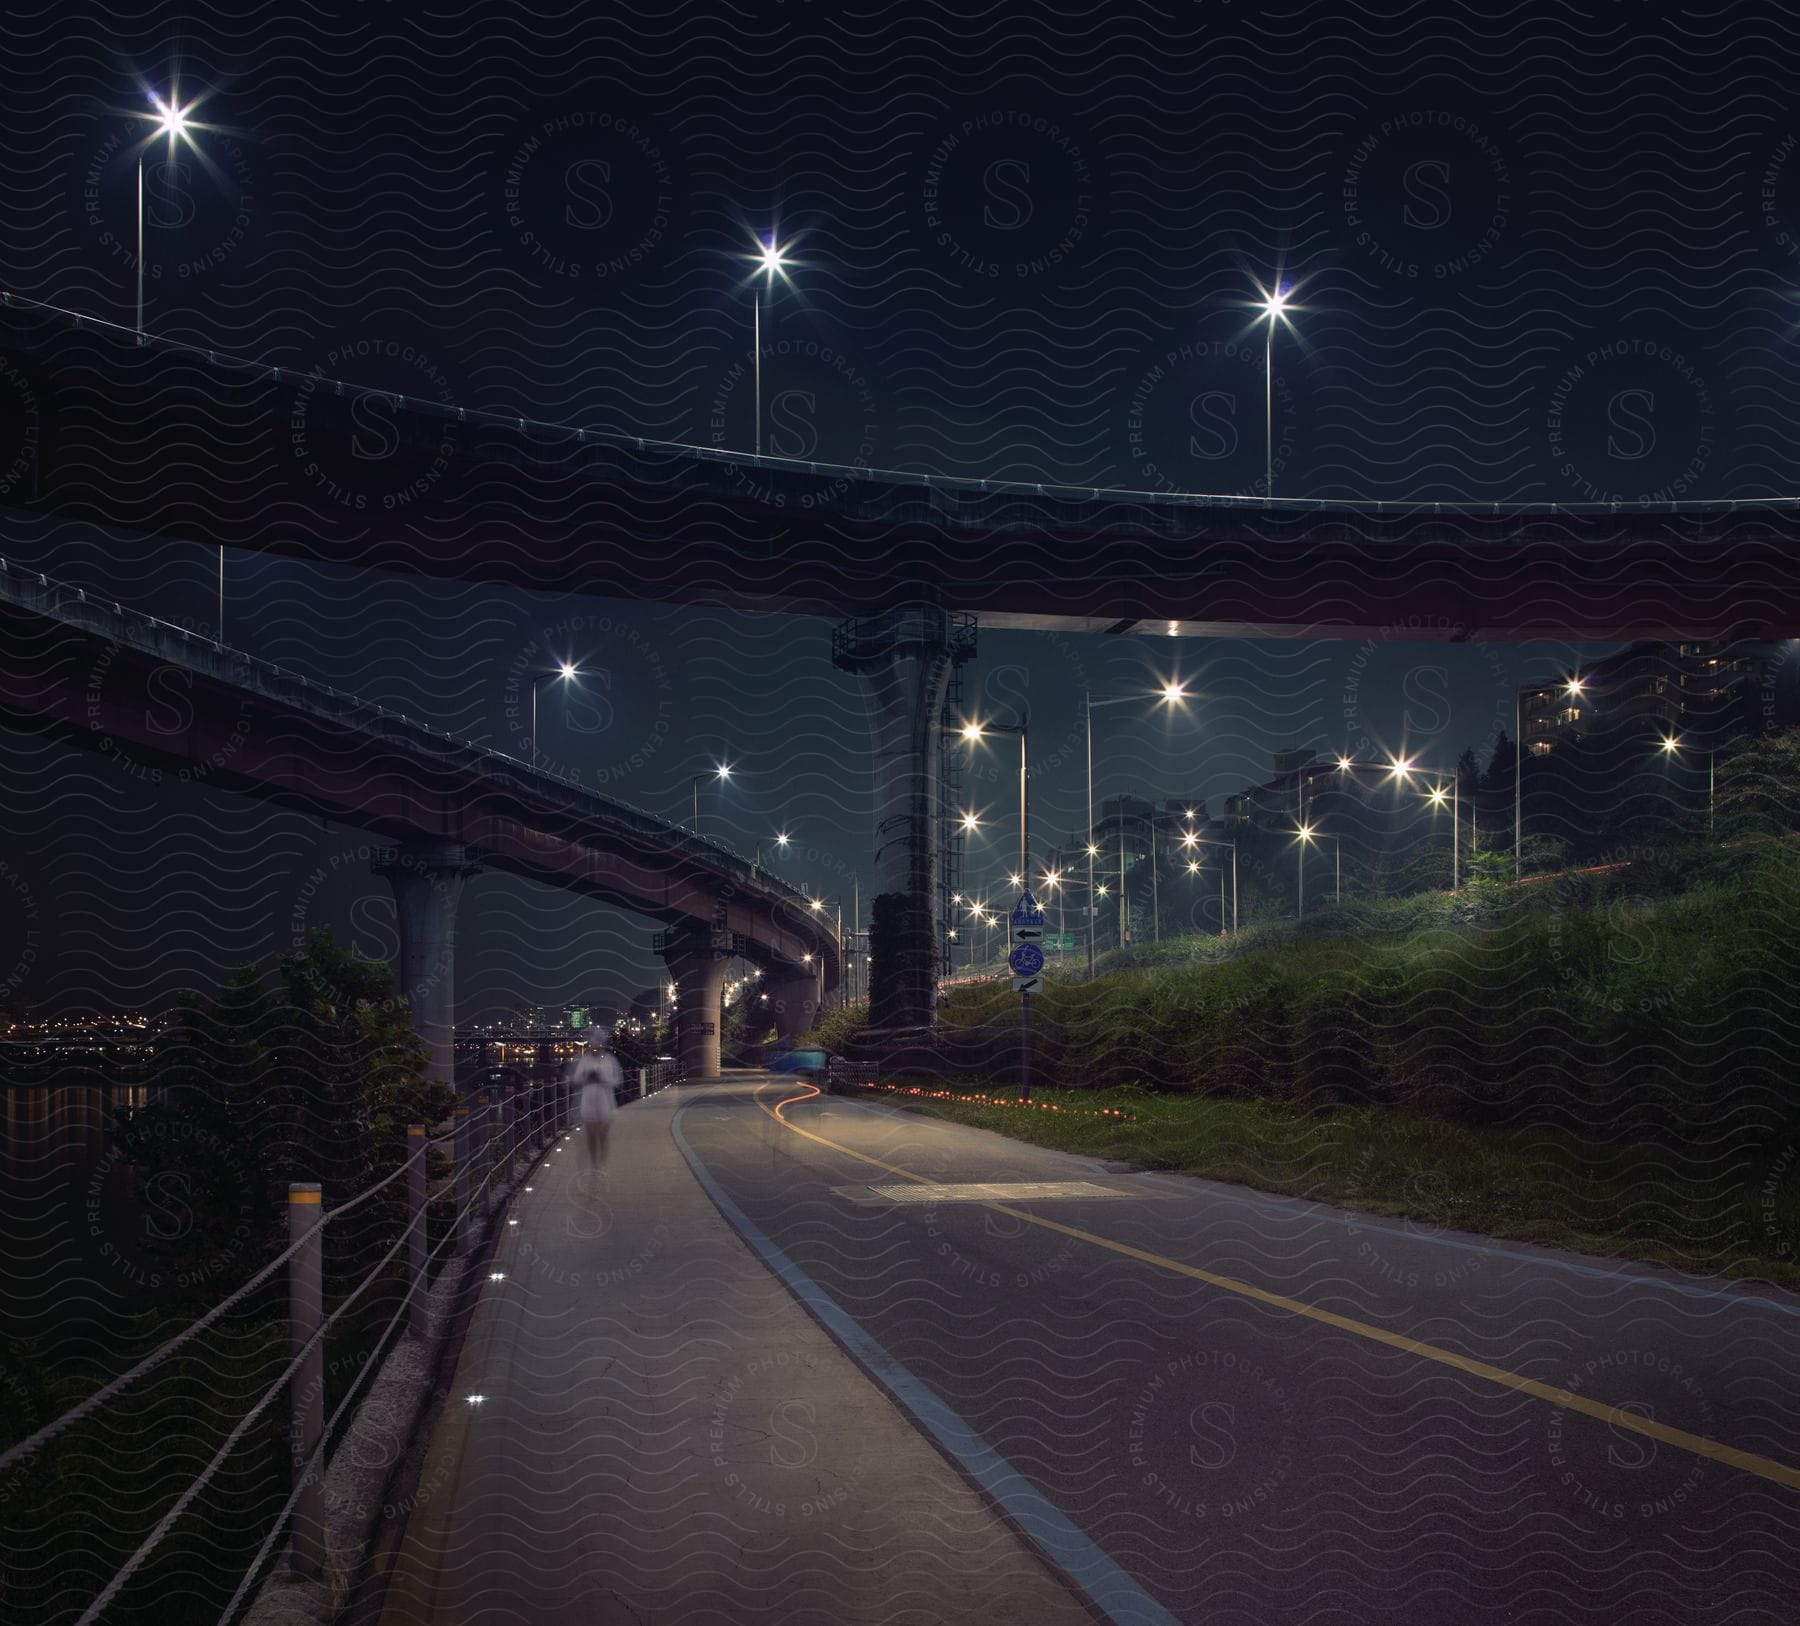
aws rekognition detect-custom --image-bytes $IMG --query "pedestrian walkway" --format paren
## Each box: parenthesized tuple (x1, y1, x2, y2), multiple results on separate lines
(374, 1072, 1090, 1626)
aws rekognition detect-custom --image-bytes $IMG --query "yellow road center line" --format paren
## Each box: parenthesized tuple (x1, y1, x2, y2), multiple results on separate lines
(757, 1086, 1800, 1494)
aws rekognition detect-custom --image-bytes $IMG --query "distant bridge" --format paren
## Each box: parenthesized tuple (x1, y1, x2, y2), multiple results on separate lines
(0, 558, 841, 1079)
(3, 294, 1799, 642)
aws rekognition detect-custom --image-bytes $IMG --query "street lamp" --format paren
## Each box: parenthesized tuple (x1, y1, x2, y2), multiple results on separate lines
(960, 716, 1030, 897)
(1516, 672, 1584, 882)
(1182, 837, 1237, 934)
(529, 662, 580, 770)
(691, 762, 732, 834)
(1335, 753, 1468, 893)
(749, 233, 791, 456)
(1255, 281, 1295, 497)
(1385, 755, 1462, 888)
(1659, 735, 1715, 835)
(1425, 779, 1460, 890)
(1085, 682, 1190, 976)
(753, 830, 791, 872)
(136, 93, 195, 335)
(1296, 828, 1339, 914)
(136, 93, 231, 639)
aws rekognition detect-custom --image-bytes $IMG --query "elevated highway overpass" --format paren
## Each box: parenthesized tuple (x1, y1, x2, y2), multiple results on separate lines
(0, 557, 842, 1079)
(3, 293, 1800, 645)
(7, 291, 1800, 1028)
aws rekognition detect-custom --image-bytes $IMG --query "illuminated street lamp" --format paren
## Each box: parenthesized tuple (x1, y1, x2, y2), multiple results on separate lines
(1425, 778, 1460, 890)
(753, 830, 791, 872)
(136, 93, 194, 335)
(1295, 824, 1342, 917)
(960, 716, 1030, 897)
(691, 762, 732, 834)
(1255, 281, 1296, 497)
(1182, 837, 1237, 933)
(1659, 734, 1715, 835)
(1085, 681, 1190, 976)
(529, 662, 581, 770)
(136, 92, 232, 638)
(748, 233, 791, 456)
(1516, 673, 1585, 881)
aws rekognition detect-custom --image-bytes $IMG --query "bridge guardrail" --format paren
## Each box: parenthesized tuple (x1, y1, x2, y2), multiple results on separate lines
(825, 1057, 878, 1094)
(5, 287, 1796, 518)
(636, 1061, 684, 1098)
(0, 1081, 573, 1624)
(0, 555, 844, 979)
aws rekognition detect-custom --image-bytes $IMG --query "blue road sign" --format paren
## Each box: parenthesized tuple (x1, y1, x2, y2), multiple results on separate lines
(1008, 942, 1045, 977)
(1010, 890, 1044, 928)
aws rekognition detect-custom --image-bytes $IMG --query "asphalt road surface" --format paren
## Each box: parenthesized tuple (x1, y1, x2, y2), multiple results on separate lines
(375, 1073, 1800, 1624)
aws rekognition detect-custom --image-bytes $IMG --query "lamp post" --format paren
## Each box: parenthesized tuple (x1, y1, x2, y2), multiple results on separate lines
(137, 94, 229, 640)
(1041, 868, 1065, 937)
(750, 235, 790, 456)
(1426, 778, 1460, 890)
(1659, 735, 1715, 835)
(691, 762, 732, 834)
(1294, 825, 1345, 916)
(1085, 683, 1189, 975)
(1179, 829, 1238, 933)
(1516, 674, 1585, 881)
(528, 662, 580, 771)
(753, 830, 791, 875)
(961, 715, 1029, 892)
(136, 95, 194, 338)
(1255, 282, 1294, 498)
(1387, 755, 1463, 890)
(1333, 753, 1467, 893)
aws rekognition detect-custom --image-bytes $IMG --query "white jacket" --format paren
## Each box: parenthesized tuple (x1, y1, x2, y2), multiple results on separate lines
(570, 1050, 623, 1124)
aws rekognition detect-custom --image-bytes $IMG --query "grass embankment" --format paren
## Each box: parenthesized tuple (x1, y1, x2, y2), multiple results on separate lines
(857, 844, 1800, 1286)
(876, 1081, 1800, 1287)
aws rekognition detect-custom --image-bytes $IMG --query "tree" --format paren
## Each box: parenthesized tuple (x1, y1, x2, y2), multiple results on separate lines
(117, 930, 451, 1291)
(1481, 730, 1515, 797)
(1714, 729, 1800, 838)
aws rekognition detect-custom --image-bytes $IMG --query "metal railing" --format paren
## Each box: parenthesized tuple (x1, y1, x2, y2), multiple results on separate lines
(825, 1057, 878, 1093)
(0, 556, 843, 975)
(3, 287, 1795, 518)
(636, 1061, 684, 1098)
(0, 1082, 574, 1624)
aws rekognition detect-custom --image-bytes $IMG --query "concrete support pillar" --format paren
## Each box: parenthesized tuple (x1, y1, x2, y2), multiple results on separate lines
(768, 973, 821, 1047)
(832, 609, 962, 1030)
(374, 842, 480, 1090)
(659, 930, 731, 1080)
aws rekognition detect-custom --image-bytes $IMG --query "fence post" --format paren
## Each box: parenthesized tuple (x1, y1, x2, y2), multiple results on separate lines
(454, 1102, 474, 1252)
(406, 1125, 429, 1337)
(485, 1089, 503, 1217)
(287, 1182, 325, 1578)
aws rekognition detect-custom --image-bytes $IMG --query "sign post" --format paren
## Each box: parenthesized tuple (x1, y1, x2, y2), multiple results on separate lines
(1008, 889, 1046, 1101)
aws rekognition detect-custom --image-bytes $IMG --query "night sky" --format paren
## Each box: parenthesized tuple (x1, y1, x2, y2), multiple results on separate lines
(4, 1, 1795, 1018)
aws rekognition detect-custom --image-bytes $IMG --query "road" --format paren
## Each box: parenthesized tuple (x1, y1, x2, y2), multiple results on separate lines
(375, 1073, 1800, 1624)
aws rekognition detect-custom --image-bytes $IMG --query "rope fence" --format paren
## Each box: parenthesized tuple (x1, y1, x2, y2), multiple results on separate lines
(2, 1078, 574, 1626)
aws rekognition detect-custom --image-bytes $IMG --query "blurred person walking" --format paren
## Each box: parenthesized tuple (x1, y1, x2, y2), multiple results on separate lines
(568, 1036, 622, 1173)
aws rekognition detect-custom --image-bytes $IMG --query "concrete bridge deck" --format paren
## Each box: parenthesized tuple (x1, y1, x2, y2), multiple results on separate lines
(5, 296, 1800, 642)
